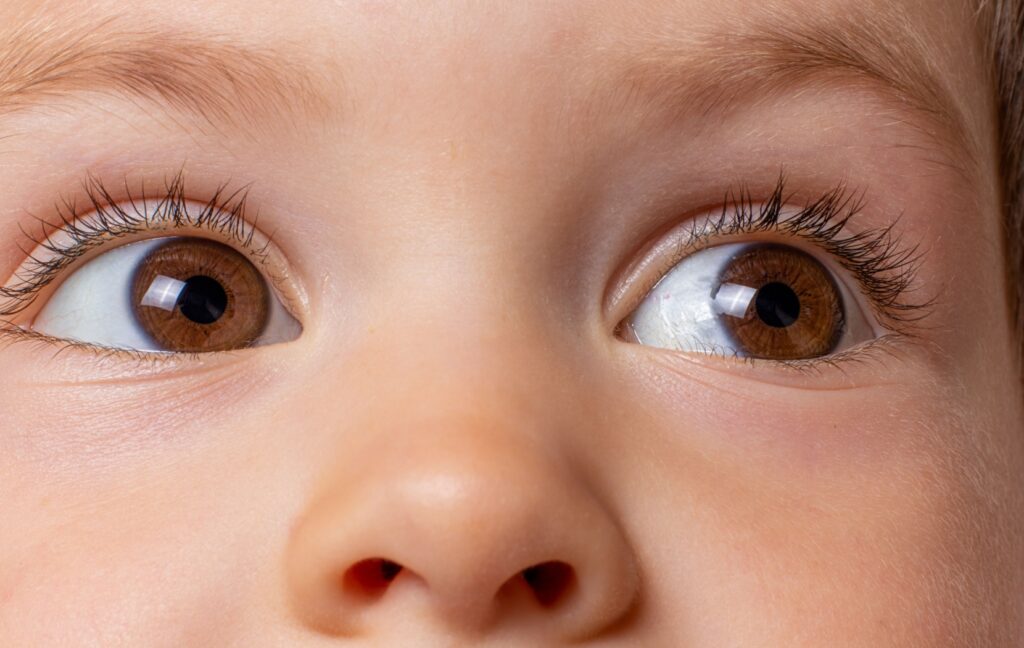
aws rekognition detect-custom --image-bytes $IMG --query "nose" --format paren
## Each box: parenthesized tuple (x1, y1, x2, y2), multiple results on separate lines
(285, 420, 639, 641)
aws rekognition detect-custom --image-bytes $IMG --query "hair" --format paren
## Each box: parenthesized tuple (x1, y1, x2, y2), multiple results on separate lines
(986, 0, 1024, 369)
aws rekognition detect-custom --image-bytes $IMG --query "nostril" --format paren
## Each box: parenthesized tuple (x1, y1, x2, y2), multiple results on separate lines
(343, 559, 403, 598)
(522, 561, 575, 608)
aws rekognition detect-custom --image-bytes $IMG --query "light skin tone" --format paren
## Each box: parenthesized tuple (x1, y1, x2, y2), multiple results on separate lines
(0, 0, 1022, 645)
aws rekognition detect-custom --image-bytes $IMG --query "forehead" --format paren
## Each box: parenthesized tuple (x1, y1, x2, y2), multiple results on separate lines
(1, 2, 985, 99)
(312, 1, 982, 111)
(309, 0, 980, 84)
(0, 0, 992, 188)
(4, 0, 983, 97)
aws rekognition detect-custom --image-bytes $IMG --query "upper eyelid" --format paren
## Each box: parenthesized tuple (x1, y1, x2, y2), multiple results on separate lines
(0, 173, 308, 320)
(606, 180, 931, 334)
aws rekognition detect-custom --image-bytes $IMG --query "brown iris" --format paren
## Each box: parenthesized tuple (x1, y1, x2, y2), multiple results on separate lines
(715, 245, 844, 360)
(131, 238, 270, 352)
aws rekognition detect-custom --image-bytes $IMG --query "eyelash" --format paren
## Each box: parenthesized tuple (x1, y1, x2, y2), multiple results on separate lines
(645, 175, 930, 333)
(0, 172, 927, 368)
(0, 171, 266, 318)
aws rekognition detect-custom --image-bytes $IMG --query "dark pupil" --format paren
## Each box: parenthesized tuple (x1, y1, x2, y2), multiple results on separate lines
(755, 282, 800, 328)
(177, 275, 228, 325)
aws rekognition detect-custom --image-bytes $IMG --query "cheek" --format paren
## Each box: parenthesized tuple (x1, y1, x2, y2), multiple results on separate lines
(599, 367, 1024, 645)
(0, 400, 306, 646)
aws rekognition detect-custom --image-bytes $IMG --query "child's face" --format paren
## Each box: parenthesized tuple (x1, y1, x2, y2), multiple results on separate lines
(1, 0, 1022, 645)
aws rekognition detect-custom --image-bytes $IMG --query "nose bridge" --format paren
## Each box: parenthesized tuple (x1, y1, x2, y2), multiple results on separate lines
(281, 175, 637, 637)
(317, 274, 584, 434)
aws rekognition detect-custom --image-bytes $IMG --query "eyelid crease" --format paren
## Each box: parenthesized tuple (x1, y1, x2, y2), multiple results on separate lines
(609, 175, 933, 337)
(0, 171, 308, 325)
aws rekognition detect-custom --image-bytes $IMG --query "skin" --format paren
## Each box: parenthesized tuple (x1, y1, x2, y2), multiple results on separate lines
(0, 0, 1022, 645)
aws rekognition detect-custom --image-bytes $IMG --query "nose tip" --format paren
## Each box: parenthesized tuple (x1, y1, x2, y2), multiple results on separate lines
(286, 435, 639, 641)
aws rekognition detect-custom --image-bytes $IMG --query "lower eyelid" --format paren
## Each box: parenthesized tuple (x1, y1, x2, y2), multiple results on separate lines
(635, 332, 912, 390)
(0, 324, 263, 386)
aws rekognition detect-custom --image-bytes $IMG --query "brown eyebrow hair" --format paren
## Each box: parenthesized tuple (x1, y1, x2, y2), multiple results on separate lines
(608, 5, 978, 172)
(0, 17, 328, 129)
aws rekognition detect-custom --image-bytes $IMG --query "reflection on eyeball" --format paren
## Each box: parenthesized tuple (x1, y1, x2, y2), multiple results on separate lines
(622, 243, 877, 361)
(32, 237, 302, 353)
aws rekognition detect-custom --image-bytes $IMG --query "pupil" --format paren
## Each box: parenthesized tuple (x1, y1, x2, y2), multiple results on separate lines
(177, 275, 228, 325)
(755, 282, 800, 328)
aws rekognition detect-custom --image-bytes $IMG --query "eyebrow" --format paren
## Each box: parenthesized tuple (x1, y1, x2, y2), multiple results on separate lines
(608, 7, 976, 166)
(0, 10, 974, 167)
(0, 18, 328, 129)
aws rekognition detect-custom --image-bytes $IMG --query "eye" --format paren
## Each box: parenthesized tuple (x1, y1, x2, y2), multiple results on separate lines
(621, 242, 876, 361)
(31, 236, 301, 353)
